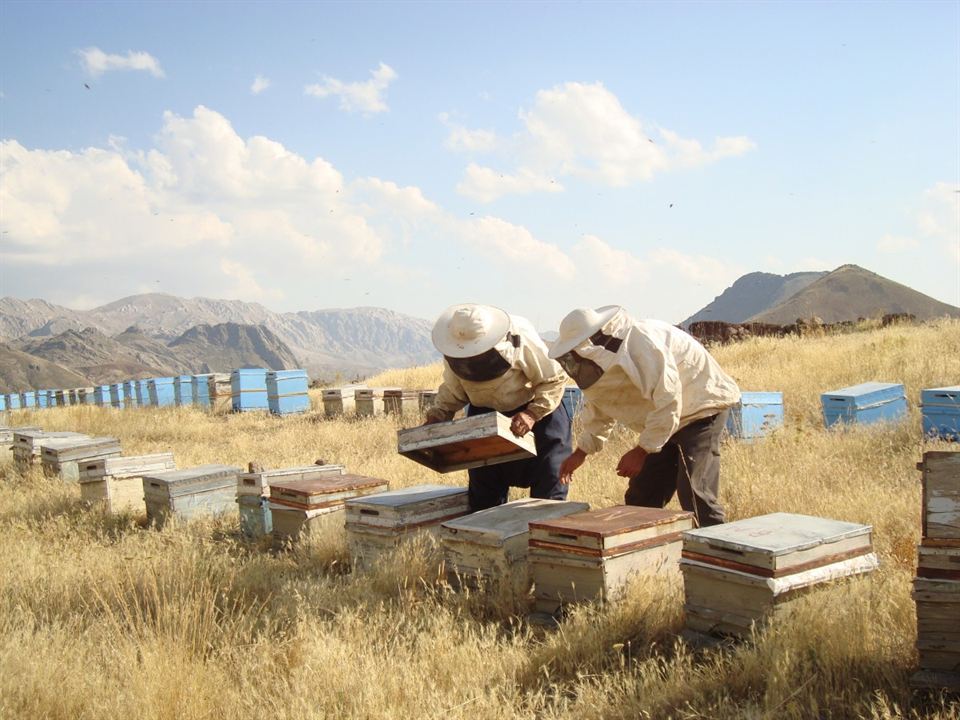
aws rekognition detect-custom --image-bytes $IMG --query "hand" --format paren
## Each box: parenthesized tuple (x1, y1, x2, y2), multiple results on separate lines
(616, 447, 648, 478)
(510, 411, 536, 438)
(559, 448, 587, 485)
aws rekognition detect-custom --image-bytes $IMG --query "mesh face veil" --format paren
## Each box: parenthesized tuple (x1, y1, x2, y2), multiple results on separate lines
(444, 332, 519, 382)
(555, 350, 605, 389)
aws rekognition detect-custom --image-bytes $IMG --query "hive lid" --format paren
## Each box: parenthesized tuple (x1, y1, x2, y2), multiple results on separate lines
(346, 484, 463, 508)
(821, 382, 904, 406)
(142, 464, 241, 495)
(269, 474, 388, 507)
(530, 506, 692, 539)
(682, 512, 872, 557)
(442, 498, 590, 544)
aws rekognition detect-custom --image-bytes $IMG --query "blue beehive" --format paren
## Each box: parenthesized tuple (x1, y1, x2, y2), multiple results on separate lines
(231, 368, 269, 412)
(92, 386, 111, 406)
(727, 391, 784, 440)
(192, 375, 212, 408)
(561, 387, 583, 419)
(921, 386, 960, 441)
(149, 377, 176, 407)
(20, 391, 37, 409)
(10, 393, 22, 409)
(174, 375, 194, 406)
(266, 369, 310, 415)
(123, 380, 138, 408)
(821, 382, 907, 428)
(109, 383, 125, 409)
(136, 379, 151, 406)
(45, 390, 57, 407)
(36, 390, 50, 409)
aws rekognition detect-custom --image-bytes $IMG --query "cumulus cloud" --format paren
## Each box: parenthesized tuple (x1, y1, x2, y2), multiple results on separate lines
(304, 62, 397, 113)
(439, 112, 498, 153)
(77, 47, 165, 78)
(456, 81, 755, 202)
(461, 216, 576, 278)
(457, 164, 562, 203)
(250, 74, 271, 95)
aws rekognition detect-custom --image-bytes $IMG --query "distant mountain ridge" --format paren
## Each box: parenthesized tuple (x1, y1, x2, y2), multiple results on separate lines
(682, 271, 826, 326)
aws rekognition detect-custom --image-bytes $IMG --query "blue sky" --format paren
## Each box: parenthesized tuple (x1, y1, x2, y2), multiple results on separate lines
(1, 0, 957, 329)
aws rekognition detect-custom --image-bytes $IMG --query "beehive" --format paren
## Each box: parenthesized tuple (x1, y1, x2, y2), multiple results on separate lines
(442, 499, 590, 592)
(418, 390, 438, 415)
(357, 387, 396, 417)
(398, 411, 537, 473)
(93, 385, 111, 407)
(19, 391, 37, 409)
(231, 369, 269, 412)
(68, 388, 80, 405)
(322, 386, 362, 417)
(109, 384, 125, 409)
(142, 464, 241, 526)
(681, 513, 878, 638)
(192, 374, 212, 408)
(922, 387, 960, 442)
(384, 389, 420, 416)
(41, 436, 122, 482)
(821, 382, 907, 428)
(920, 452, 960, 542)
(174, 375, 194, 406)
(136, 379, 151, 406)
(54, 390, 66, 407)
(1, 424, 41, 451)
(4, 393, 20, 410)
(207, 373, 232, 413)
(77, 388, 93, 405)
(149, 377, 176, 407)
(12, 430, 88, 473)
(346, 485, 469, 569)
(266, 369, 310, 415)
(726, 391, 784, 440)
(0, 394, 7, 411)
(78, 453, 176, 513)
(36, 390, 51, 408)
(123, 380, 138, 407)
(270, 472, 388, 544)
(236, 463, 345, 538)
(529, 506, 694, 615)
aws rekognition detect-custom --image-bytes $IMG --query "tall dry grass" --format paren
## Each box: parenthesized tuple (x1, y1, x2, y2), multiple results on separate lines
(0, 320, 958, 719)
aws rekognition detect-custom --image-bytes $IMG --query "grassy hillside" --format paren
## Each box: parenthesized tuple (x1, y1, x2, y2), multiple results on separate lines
(1, 320, 959, 719)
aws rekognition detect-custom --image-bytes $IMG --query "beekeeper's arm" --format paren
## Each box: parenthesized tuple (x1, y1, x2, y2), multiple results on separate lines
(516, 330, 567, 422)
(425, 362, 470, 423)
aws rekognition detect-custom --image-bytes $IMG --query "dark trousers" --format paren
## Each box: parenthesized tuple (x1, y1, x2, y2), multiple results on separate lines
(625, 410, 728, 527)
(466, 402, 572, 511)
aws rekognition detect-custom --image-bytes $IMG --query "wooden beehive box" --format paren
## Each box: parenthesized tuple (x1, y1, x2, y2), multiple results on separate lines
(529, 506, 694, 614)
(384, 389, 420, 416)
(207, 373, 232, 413)
(231, 369, 269, 412)
(270, 473, 389, 544)
(681, 513, 878, 638)
(418, 390, 439, 415)
(136, 379, 151, 406)
(41, 436, 122, 482)
(191, 374, 212, 408)
(149, 377, 176, 407)
(356, 387, 396, 417)
(142, 464, 241, 526)
(122, 381, 138, 407)
(1, 425, 41, 451)
(108, 384, 124, 409)
(922, 386, 960, 441)
(821, 382, 907, 428)
(236, 464, 345, 539)
(726, 391, 784, 440)
(398, 411, 537, 473)
(441, 498, 590, 592)
(920, 451, 960, 542)
(266, 370, 311, 415)
(78, 452, 176, 513)
(174, 375, 194, 406)
(912, 576, 960, 684)
(12, 430, 88, 472)
(18, 391, 36, 409)
(345, 484, 469, 569)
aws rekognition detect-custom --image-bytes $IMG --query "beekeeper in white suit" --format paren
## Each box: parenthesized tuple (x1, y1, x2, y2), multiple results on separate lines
(426, 303, 572, 511)
(550, 305, 740, 526)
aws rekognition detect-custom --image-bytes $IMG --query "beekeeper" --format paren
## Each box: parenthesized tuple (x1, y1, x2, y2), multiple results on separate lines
(426, 303, 572, 511)
(550, 306, 740, 527)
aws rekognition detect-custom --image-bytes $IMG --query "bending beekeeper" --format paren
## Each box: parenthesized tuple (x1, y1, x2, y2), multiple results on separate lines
(426, 303, 572, 511)
(551, 306, 740, 527)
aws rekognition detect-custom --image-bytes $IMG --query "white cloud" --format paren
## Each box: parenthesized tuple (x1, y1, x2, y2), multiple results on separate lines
(461, 216, 575, 279)
(457, 164, 563, 203)
(439, 112, 498, 153)
(456, 81, 755, 202)
(304, 62, 397, 114)
(877, 234, 920, 254)
(250, 74, 271, 95)
(573, 235, 647, 285)
(77, 47, 165, 78)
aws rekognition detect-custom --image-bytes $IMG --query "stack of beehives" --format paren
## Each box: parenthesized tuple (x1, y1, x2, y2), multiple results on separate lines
(912, 451, 960, 690)
(441, 498, 590, 593)
(12, 430, 88, 473)
(1, 425, 41, 452)
(322, 385, 365, 417)
(235, 463, 344, 538)
(529, 506, 693, 615)
(41, 436, 122, 482)
(346, 484, 469, 569)
(357, 387, 397, 417)
(141, 464, 241, 526)
(270, 471, 388, 545)
(680, 512, 879, 639)
(78, 453, 176, 513)
(384, 389, 420, 417)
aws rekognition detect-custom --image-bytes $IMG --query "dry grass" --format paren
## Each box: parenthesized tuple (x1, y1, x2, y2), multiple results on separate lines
(1, 320, 959, 719)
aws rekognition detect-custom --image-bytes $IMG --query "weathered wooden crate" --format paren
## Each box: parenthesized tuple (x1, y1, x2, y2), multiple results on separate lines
(136, 379, 151, 406)
(322, 386, 364, 417)
(418, 390, 438, 415)
(79, 452, 177, 482)
(269, 473, 389, 544)
(108, 384, 125, 409)
(41, 436, 122, 482)
(78, 452, 176, 513)
(912, 577, 960, 679)
(441, 498, 590, 592)
(1, 424, 41, 450)
(398, 411, 537, 473)
(174, 375, 194, 406)
(53, 390, 66, 407)
(231, 368, 269, 412)
(821, 382, 907, 428)
(346, 485, 469, 568)
(529, 506, 694, 614)
(12, 430, 88, 473)
(236, 464, 345, 538)
(76, 388, 91, 405)
(207, 373, 232, 413)
(922, 387, 960, 441)
(726, 391, 784, 440)
(149, 377, 176, 407)
(357, 387, 396, 417)
(142, 464, 241, 526)
(384, 389, 420, 416)
(681, 513, 878, 638)
(267, 369, 311, 415)
(192, 374, 212, 408)
(93, 385, 111, 407)
(919, 451, 960, 542)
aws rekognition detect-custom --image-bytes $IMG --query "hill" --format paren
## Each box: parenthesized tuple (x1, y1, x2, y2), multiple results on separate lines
(167, 323, 300, 373)
(682, 271, 826, 326)
(749, 264, 960, 324)
(0, 342, 90, 392)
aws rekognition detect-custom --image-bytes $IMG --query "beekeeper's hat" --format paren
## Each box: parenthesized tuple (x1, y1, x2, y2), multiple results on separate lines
(432, 304, 511, 358)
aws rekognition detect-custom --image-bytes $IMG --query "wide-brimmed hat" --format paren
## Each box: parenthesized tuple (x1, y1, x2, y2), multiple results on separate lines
(548, 306, 622, 358)
(432, 304, 511, 358)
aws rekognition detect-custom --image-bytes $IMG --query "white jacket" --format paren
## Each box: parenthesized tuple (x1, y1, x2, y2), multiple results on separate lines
(576, 311, 740, 454)
(428, 315, 567, 422)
